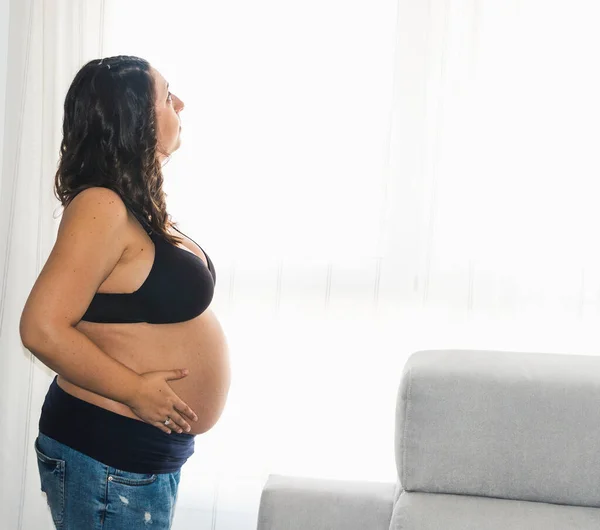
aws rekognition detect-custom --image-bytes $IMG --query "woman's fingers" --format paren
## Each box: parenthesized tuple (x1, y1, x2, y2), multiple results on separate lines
(176, 400, 198, 422)
(154, 421, 172, 434)
(167, 410, 191, 433)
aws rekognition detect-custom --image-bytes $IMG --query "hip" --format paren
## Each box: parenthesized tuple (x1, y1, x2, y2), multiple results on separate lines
(35, 432, 181, 530)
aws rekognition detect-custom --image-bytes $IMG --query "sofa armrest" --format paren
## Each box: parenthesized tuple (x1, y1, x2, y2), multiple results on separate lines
(257, 474, 395, 530)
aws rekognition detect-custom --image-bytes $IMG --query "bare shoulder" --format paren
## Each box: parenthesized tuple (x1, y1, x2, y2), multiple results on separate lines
(59, 187, 136, 246)
(61, 187, 128, 227)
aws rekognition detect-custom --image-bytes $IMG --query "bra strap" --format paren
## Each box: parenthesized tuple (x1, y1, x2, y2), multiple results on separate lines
(122, 199, 153, 235)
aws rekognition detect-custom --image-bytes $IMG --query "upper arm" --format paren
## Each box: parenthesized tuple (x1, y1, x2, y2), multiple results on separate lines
(20, 187, 130, 342)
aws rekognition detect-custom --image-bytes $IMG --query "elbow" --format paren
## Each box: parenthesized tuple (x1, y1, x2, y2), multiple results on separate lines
(19, 320, 61, 373)
(19, 313, 34, 348)
(19, 314, 53, 350)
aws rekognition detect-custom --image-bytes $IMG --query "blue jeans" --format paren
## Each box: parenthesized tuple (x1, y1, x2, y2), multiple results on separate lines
(35, 432, 181, 529)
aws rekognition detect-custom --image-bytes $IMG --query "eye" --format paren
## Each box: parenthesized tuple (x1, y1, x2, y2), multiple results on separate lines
(166, 91, 173, 103)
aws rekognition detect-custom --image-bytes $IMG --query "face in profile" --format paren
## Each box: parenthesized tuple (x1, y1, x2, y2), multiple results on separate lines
(151, 67, 185, 161)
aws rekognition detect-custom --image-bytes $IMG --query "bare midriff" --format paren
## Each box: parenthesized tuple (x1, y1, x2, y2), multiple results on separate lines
(57, 214, 231, 436)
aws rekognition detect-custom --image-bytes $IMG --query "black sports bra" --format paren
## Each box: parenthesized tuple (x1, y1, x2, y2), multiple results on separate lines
(80, 207, 216, 324)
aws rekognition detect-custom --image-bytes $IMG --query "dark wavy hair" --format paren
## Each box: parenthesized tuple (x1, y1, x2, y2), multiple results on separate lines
(53, 55, 182, 245)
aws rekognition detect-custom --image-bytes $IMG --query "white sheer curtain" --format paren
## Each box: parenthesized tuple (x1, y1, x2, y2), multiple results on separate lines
(0, 1, 108, 528)
(4, 0, 600, 528)
(389, 0, 600, 336)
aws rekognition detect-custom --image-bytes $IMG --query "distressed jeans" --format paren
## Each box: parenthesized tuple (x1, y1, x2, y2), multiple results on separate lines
(35, 432, 181, 529)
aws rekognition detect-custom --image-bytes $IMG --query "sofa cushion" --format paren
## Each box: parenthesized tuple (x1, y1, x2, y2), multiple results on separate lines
(390, 491, 600, 530)
(395, 349, 600, 507)
(258, 474, 394, 530)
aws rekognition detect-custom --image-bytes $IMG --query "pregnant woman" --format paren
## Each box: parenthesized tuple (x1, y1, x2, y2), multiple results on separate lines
(19, 56, 231, 529)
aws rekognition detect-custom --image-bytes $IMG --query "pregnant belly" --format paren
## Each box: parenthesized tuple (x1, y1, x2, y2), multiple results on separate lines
(62, 308, 232, 435)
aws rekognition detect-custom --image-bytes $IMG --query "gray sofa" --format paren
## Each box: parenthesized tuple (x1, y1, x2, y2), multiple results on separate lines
(257, 349, 600, 529)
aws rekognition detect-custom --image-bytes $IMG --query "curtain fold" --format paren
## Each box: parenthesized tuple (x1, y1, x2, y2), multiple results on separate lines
(0, 1, 106, 528)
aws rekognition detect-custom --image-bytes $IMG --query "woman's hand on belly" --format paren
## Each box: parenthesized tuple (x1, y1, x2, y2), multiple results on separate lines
(73, 308, 231, 434)
(125, 369, 200, 434)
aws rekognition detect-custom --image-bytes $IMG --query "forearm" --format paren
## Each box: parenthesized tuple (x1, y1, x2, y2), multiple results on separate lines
(22, 325, 141, 406)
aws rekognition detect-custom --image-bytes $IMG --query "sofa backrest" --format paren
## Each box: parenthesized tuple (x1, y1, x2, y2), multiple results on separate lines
(395, 349, 600, 508)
